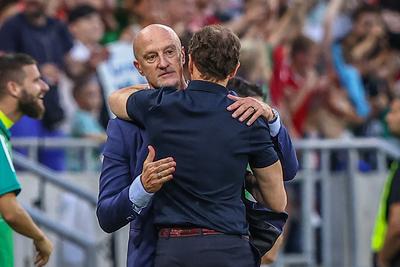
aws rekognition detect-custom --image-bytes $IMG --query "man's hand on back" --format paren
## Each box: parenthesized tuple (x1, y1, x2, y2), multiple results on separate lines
(227, 94, 274, 126)
(141, 146, 176, 193)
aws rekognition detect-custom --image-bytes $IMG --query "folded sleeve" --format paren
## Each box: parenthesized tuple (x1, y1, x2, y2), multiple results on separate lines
(248, 119, 279, 168)
(126, 89, 159, 127)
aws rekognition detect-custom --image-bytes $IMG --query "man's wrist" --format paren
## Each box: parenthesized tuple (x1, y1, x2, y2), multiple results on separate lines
(33, 231, 46, 242)
(268, 108, 278, 123)
(268, 109, 281, 137)
(129, 175, 154, 210)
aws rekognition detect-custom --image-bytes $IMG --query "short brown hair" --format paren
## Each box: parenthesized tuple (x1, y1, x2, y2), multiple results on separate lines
(227, 76, 264, 99)
(188, 25, 241, 81)
(0, 53, 36, 98)
(290, 35, 314, 58)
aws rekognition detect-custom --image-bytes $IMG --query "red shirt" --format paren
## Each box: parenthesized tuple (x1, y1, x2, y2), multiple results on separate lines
(269, 45, 314, 136)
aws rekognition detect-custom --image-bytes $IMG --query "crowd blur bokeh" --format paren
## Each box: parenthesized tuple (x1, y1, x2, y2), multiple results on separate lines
(1, 0, 399, 147)
(1, 0, 399, 263)
(1, 0, 399, 154)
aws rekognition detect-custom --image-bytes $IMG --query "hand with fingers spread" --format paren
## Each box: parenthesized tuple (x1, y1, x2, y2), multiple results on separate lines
(141, 145, 176, 193)
(33, 235, 53, 267)
(227, 94, 275, 126)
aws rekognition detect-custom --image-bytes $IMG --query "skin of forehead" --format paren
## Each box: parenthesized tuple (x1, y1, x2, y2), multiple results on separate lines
(133, 24, 182, 58)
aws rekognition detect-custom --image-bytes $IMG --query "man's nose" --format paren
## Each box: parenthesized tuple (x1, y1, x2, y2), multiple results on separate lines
(158, 55, 169, 68)
(41, 79, 50, 93)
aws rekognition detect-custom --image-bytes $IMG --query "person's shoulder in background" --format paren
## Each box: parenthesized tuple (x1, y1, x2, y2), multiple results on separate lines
(71, 109, 104, 137)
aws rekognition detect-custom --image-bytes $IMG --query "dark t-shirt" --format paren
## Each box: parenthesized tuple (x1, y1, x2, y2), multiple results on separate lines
(387, 166, 400, 266)
(387, 167, 400, 215)
(0, 13, 73, 67)
(126, 80, 278, 235)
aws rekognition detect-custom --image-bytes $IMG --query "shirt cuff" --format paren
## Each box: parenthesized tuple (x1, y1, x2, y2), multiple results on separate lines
(129, 175, 154, 213)
(268, 109, 281, 137)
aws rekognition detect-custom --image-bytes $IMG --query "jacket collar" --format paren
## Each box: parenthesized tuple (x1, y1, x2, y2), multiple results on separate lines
(186, 80, 228, 95)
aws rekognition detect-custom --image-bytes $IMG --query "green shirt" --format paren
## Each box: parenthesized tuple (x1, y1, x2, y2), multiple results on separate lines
(0, 112, 21, 267)
(0, 114, 21, 199)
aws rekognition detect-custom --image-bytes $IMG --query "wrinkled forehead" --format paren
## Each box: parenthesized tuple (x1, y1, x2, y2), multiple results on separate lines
(135, 28, 181, 57)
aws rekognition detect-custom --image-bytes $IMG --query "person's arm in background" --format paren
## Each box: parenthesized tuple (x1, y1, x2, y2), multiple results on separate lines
(0, 193, 53, 267)
(247, 120, 287, 212)
(224, 3, 267, 37)
(262, 235, 284, 264)
(377, 203, 400, 267)
(331, 43, 370, 119)
(252, 160, 286, 212)
(265, 4, 298, 48)
(321, 0, 344, 67)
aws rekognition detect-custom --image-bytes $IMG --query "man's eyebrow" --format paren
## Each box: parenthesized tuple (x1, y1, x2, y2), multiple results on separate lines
(143, 51, 157, 57)
(163, 45, 176, 50)
(142, 45, 177, 57)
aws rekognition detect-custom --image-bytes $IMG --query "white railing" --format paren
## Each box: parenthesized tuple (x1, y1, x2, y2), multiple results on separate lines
(12, 137, 400, 267)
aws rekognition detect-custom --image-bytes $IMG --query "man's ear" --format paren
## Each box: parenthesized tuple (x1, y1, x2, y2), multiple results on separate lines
(188, 54, 193, 74)
(6, 81, 21, 98)
(181, 46, 185, 65)
(227, 62, 240, 80)
(133, 60, 144, 76)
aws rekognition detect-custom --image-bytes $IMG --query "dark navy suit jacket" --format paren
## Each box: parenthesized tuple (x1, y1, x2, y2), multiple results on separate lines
(96, 119, 155, 267)
(97, 116, 297, 267)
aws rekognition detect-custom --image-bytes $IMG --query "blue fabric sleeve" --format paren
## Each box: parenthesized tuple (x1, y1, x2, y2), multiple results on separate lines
(273, 124, 299, 181)
(97, 119, 140, 233)
(332, 44, 370, 118)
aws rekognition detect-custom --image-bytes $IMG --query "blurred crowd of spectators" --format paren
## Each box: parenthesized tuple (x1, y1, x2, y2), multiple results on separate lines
(2, 0, 399, 261)
(0, 0, 399, 170)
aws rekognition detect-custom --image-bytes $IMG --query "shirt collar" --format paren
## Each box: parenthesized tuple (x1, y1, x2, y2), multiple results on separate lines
(187, 80, 229, 95)
(0, 110, 14, 129)
(0, 110, 12, 139)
